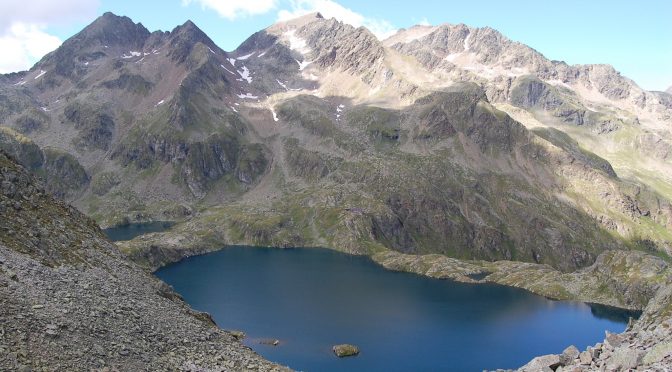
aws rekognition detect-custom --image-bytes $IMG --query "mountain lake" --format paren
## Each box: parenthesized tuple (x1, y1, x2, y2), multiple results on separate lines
(152, 245, 635, 371)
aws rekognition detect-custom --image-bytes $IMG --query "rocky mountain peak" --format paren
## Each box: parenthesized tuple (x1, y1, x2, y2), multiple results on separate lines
(666, 86, 672, 94)
(167, 20, 221, 63)
(70, 11, 150, 49)
(170, 20, 216, 47)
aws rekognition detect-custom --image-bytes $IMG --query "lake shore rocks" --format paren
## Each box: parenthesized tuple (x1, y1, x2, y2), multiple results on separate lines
(513, 282, 672, 371)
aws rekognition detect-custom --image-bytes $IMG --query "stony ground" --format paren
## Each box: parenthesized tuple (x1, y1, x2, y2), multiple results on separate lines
(0, 150, 288, 371)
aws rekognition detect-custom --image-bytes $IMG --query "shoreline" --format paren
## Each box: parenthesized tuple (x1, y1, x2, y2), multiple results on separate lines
(114, 224, 672, 370)
(112, 223, 667, 312)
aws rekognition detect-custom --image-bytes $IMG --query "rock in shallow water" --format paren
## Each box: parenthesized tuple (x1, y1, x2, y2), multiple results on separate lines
(332, 344, 359, 358)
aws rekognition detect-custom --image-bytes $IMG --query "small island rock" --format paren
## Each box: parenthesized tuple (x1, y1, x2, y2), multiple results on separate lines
(332, 344, 359, 358)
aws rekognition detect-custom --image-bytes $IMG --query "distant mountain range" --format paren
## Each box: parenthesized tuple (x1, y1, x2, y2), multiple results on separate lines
(0, 11, 671, 272)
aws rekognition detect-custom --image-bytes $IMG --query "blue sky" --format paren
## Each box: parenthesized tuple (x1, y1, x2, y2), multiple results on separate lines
(1, 0, 670, 90)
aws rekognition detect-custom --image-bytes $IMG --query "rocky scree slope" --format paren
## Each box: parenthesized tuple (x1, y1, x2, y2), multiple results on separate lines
(0, 151, 286, 371)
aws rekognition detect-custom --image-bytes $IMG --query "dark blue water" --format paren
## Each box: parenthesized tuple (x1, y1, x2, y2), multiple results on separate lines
(155, 246, 631, 372)
(104, 222, 173, 241)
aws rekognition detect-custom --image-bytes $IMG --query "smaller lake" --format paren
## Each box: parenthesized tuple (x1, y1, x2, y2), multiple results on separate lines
(104, 221, 173, 242)
(156, 246, 635, 371)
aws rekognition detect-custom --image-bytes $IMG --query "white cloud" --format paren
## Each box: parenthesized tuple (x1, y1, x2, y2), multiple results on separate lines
(0, 0, 99, 73)
(0, 0, 99, 33)
(182, 0, 278, 20)
(0, 23, 62, 73)
(277, 0, 397, 40)
(418, 17, 431, 26)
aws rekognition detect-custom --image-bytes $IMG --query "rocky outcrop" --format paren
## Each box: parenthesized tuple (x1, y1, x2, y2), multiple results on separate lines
(509, 75, 626, 133)
(0, 127, 89, 198)
(63, 101, 115, 151)
(42, 148, 90, 199)
(0, 151, 286, 371)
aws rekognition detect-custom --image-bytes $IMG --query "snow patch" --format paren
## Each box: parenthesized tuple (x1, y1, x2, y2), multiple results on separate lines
(284, 30, 311, 54)
(227, 58, 236, 66)
(14, 80, 26, 86)
(237, 66, 252, 84)
(208, 47, 216, 54)
(122, 51, 142, 59)
(546, 79, 573, 90)
(271, 108, 279, 122)
(296, 59, 312, 71)
(463, 32, 472, 51)
(155, 100, 165, 106)
(276, 79, 289, 91)
(40, 106, 49, 112)
(445, 53, 461, 63)
(238, 52, 254, 60)
(34, 70, 46, 79)
(221, 64, 236, 75)
(258, 51, 267, 57)
(237, 93, 258, 99)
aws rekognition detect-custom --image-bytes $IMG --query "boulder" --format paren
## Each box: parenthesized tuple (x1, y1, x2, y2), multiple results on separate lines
(605, 348, 644, 371)
(579, 350, 592, 365)
(332, 344, 359, 358)
(519, 354, 561, 372)
(560, 345, 580, 365)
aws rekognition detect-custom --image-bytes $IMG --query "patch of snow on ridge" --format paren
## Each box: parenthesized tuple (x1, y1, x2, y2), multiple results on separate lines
(271, 108, 279, 122)
(34, 70, 46, 79)
(277, 79, 289, 91)
(237, 93, 258, 99)
(122, 51, 142, 59)
(296, 59, 312, 71)
(546, 79, 573, 90)
(221, 65, 236, 75)
(237, 66, 252, 84)
(285, 30, 311, 54)
(208, 47, 216, 54)
(238, 52, 254, 60)
(155, 100, 165, 106)
(258, 51, 267, 57)
(227, 58, 236, 66)
(463, 32, 472, 51)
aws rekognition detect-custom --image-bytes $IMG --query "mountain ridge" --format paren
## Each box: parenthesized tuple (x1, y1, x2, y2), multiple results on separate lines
(1, 11, 672, 371)
(1, 11, 670, 271)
